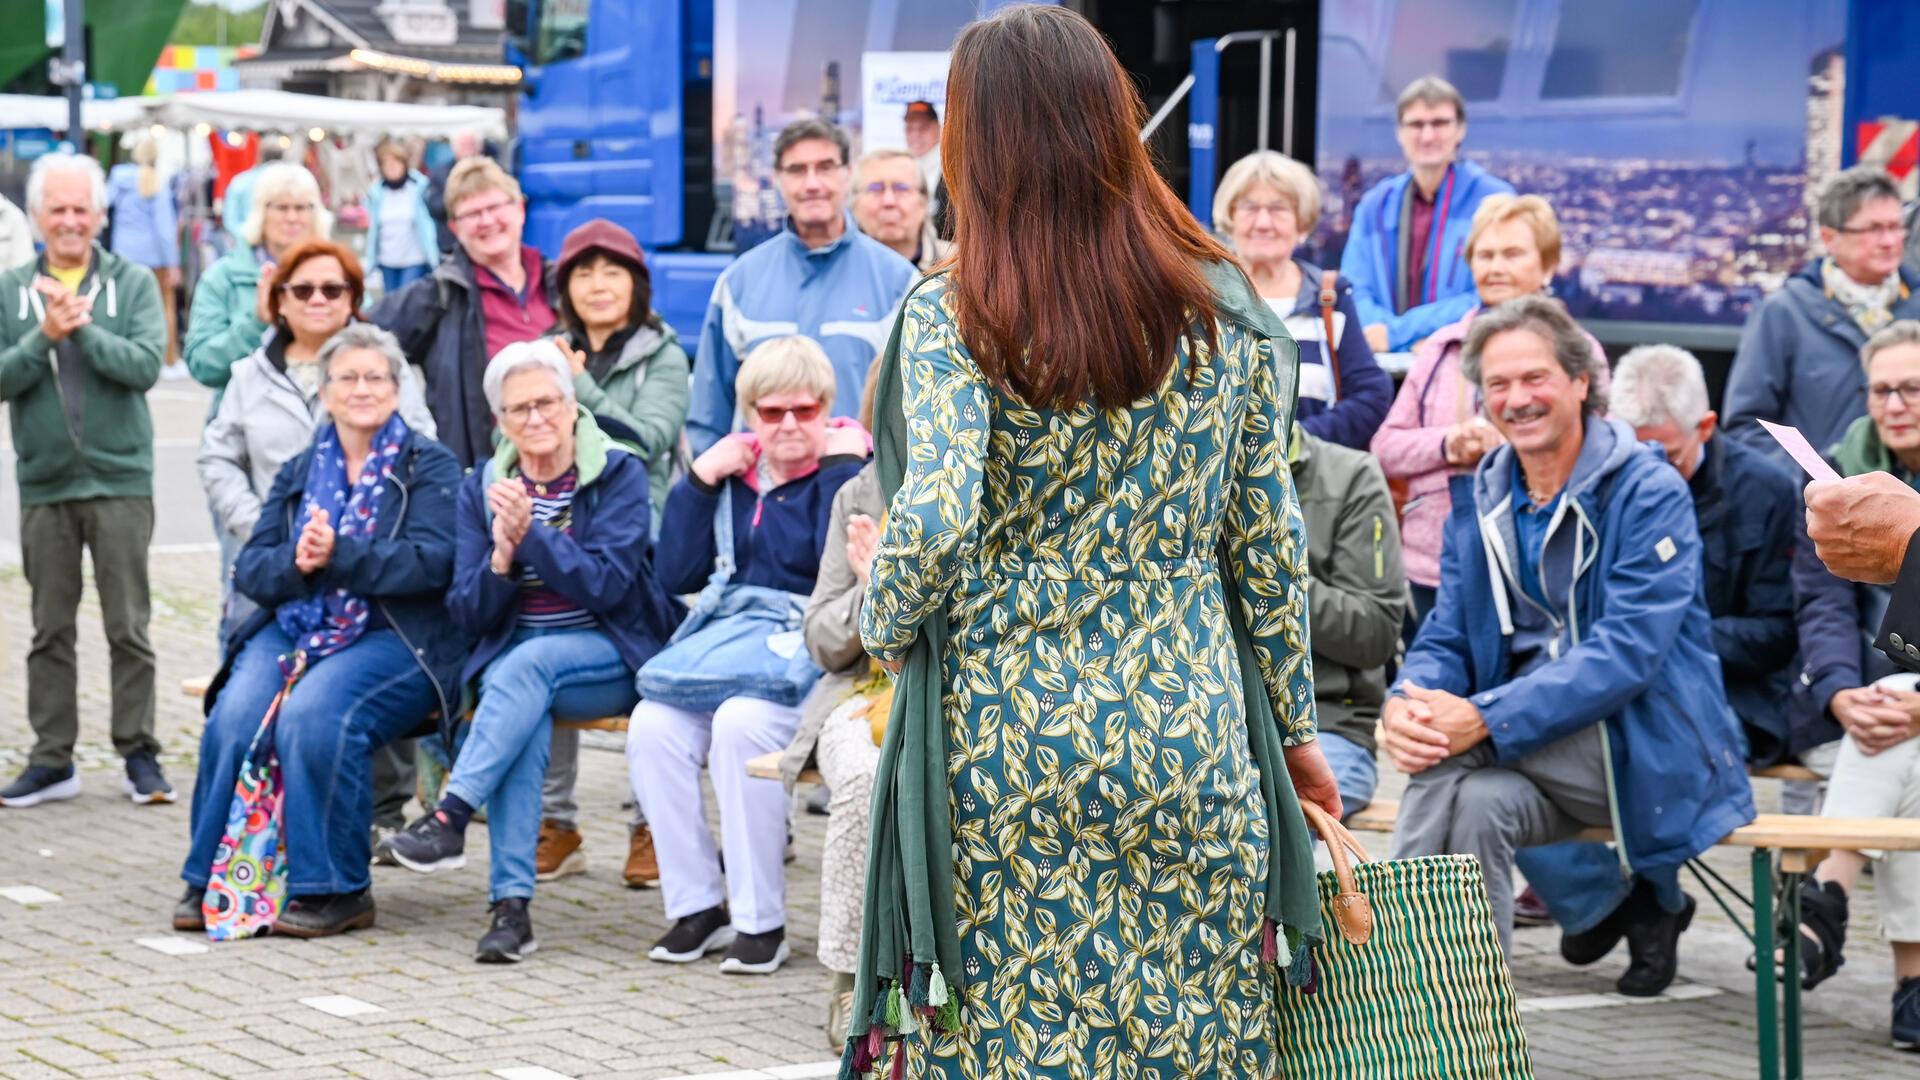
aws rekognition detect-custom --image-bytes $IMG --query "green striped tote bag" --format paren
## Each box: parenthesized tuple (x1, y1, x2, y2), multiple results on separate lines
(1275, 803, 1535, 1079)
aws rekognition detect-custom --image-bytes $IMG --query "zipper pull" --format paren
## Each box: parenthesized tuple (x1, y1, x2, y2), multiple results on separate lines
(1373, 516, 1384, 579)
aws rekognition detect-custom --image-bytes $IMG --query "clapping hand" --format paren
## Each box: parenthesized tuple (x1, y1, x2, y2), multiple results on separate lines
(846, 513, 880, 584)
(294, 508, 335, 574)
(487, 480, 532, 573)
(255, 263, 279, 325)
(33, 277, 92, 343)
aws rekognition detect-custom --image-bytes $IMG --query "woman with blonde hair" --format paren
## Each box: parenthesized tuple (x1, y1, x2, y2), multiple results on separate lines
(107, 136, 183, 370)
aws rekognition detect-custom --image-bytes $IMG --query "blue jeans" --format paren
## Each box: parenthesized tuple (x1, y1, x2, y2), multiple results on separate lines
(1318, 731, 1379, 821)
(380, 264, 429, 294)
(183, 625, 434, 896)
(445, 627, 638, 902)
(1516, 841, 1683, 935)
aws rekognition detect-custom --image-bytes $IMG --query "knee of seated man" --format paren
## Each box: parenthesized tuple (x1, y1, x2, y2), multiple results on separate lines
(1450, 768, 1543, 836)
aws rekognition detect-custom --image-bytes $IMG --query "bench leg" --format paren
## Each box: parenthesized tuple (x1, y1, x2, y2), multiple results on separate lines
(1781, 869, 1803, 1080)
(1753, 849, 1779, 1080)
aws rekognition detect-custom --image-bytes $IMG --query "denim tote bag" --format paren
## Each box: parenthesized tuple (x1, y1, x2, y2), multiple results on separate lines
(635, 485, 824, 712)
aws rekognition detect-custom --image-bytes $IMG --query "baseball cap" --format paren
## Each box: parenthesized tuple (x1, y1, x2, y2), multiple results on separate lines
(904, 100, 938, 123)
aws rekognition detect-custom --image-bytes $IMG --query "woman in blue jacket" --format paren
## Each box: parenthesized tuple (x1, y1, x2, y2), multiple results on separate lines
(366, 141, 438, 295)
(1214, 151, 1391, 450)
(174, 323, 462, 939)
(383, 339, 683, 963)
(106, 137, 182, 369)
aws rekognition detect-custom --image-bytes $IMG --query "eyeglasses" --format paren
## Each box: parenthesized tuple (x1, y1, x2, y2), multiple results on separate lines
(1399, 118, 1458, 133)
(452, 199, 517, 226)
(779, 161, 845, 180)
(1869, 381, 1920, 407)
(862, 181, 919, 197)
(754, 402, 822, 424)
(265, 201, 315, 216)
(281, 281, 349, 302)
(1233, 202, 1297, 222)
(1835, 222, 1908, 239)
(503, 395, 566, 424)
(328, 371, 394, 388)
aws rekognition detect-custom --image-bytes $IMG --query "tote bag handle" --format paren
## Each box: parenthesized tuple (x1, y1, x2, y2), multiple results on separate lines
(1299, 800, 1376, 947)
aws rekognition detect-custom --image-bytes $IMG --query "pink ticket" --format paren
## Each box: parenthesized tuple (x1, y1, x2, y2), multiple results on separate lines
(1757, 419, 1841, 482)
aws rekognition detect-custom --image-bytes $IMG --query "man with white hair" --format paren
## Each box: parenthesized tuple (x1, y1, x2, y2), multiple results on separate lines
(0, 151, 170, 808)
(1515, 343, 1801, 981)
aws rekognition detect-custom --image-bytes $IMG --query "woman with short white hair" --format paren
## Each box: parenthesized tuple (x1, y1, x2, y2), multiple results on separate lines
(185, 162, 334, 392)
(384, 338, 683, 965)
(1214, 150, 1391, 448)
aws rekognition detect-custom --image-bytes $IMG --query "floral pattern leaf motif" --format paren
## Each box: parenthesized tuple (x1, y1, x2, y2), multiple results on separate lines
(862, 276, 1314, 1077)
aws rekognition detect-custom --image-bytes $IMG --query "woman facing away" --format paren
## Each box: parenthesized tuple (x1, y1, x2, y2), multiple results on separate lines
(848, 6, 1338, 1076)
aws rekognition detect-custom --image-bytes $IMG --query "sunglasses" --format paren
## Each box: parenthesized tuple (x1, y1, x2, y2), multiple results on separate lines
(754, 402, 822, 424)
(281, 281, 350, 302)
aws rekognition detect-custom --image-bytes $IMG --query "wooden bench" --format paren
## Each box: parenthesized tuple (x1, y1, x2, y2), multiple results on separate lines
(1345, 778, 1920, 1080)
(179, 675, 629, 732)
(747, 749, 821, 786)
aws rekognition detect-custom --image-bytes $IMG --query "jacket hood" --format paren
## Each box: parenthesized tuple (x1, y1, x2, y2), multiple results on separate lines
(1473, 414, 1639, 515)
(489, 408, 624, 486)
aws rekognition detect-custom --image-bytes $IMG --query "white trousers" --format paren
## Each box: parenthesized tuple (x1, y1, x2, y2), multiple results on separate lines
(1822, 732, 1920, 941)
(626, 696, 802, 933)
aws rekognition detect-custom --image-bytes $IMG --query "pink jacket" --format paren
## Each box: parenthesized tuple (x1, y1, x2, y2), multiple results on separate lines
(1369, 307, 1608, 587)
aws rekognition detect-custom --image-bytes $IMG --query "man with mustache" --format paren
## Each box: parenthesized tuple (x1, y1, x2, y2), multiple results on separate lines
(0, 152, 170, 808)
(1384, 295, 1753, 987)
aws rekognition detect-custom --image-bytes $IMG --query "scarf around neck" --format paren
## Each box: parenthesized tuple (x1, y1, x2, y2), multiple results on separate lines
(1822, 258, 1902, 334)
(275, 414, 411, 659)
(838, 262, 1325, 1077)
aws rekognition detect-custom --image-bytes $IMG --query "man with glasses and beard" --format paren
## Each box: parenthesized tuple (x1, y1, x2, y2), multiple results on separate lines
(684, 119, 916, 454)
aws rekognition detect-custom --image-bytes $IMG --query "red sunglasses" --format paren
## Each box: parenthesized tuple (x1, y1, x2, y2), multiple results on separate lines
(754, 402, 822, 424)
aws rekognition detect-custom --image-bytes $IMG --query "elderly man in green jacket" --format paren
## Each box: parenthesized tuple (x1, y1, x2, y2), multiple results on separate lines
(0, 152, 169, 809)
(1289, 427, 1410, 819)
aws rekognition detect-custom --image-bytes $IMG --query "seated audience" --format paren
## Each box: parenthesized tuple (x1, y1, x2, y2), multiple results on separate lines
(778, 366, 887, 1044)
(627, 335, 867, 976)
(851, 148, 949, 272)
(382, 339, 683, 963)
(1725, 166, 1920, 466)
(1290, 428, 1408, 817)
(174, 324, 462, 938)
(1384, 297, 1753, 993)
(198, 239, 436, 639)
(1216, 150, 1391, 450)
(1372, 193, 1606, 625)
(537, 217, 692, 885)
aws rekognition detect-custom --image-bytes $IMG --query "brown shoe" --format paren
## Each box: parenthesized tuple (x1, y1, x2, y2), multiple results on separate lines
(624, 824, 660, 889)
(535, 820, 585, 882)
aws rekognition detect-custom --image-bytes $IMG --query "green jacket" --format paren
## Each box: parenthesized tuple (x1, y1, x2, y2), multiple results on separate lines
(183, 243, 267, 394)
(0, 246, 166, 504)
(556, 321, 690, 530)
(1289, 429, 1409, 754)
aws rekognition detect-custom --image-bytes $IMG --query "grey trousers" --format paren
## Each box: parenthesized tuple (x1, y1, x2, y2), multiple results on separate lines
(22, 497, 158, 769)
(1391, 723, 1614, 956)
(543, 726, 644, 830)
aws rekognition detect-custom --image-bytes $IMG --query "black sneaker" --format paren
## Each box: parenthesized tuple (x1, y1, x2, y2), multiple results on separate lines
(386, 811, 466, 873)
(276, 889, 376, 938)
(1894, 977, 1920, 1051)
(1560, 897, 1627, 966)
(172, 886, 206, 932)
(649, 905, 734, 963)
(476, 898, 538, 964)
(720, 925, 789, 975)
(0, 764, 80, 808)
(123, 753, 176, 805)
(1617, 888, 1695, 998)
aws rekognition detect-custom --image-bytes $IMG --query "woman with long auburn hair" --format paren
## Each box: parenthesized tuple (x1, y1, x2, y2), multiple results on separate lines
(847, 5, 1338, 1076)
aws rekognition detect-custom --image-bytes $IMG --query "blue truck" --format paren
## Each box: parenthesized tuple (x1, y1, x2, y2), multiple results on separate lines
(505, 0, 1920, 358)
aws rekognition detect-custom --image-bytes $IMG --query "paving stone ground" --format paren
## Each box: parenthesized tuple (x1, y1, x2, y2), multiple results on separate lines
(1, 385, 1916, 1079)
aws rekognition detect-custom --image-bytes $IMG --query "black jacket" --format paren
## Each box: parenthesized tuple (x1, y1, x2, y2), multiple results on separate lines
(1692, 434, 1801, 764)
(1877, 535, 1920, 674)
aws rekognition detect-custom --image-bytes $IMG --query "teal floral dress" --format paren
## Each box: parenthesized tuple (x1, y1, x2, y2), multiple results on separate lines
(861, 276, 1318, 1078)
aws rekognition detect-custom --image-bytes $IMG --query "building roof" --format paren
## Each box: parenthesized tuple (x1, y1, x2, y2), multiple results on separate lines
(261, 0, 506, 62)
(317, 0, 505, 51)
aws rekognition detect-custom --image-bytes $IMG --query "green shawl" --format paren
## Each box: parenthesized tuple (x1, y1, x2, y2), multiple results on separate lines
(841, 261, 1326, 1076)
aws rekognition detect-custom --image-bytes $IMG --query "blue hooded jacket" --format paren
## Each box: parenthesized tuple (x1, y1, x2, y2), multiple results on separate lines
(685, 214, 916, 454)
(1338, 160, 1514, 351)
(1399, 416, 1754, 874)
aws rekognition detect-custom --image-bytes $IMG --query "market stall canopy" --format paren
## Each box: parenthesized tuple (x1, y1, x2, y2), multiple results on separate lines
(0, 90, 507, 141)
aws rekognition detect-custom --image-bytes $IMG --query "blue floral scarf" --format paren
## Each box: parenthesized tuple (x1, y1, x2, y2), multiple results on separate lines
(275, 414, 411, 659)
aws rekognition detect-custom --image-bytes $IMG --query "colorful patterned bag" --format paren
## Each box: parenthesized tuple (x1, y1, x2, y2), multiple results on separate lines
(1274, 803, 1535, 1079)
(202, 652, 306, 941)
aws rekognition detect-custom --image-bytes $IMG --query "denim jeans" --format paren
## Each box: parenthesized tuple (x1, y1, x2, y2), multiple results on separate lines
(1317, 731, 1380, 821)
(182, 625, 434, 896)
(445, 627, 638, 902)
(380, 263, 430, 294)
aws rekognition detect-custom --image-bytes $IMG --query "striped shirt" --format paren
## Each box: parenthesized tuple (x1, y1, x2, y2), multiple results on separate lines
(516, 467, 597, 629)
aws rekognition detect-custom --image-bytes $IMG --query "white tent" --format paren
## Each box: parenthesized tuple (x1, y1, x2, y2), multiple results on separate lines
(0, 94, 151, 133)
(139, 90, 508, 141)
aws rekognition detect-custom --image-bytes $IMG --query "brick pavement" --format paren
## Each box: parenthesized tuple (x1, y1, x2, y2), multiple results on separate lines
(1, 547, 1917, 1079)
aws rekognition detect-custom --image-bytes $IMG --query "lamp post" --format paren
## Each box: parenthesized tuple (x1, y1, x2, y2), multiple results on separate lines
(46, 0, 86, 146)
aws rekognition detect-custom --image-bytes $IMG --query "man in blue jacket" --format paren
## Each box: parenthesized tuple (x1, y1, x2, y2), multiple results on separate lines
(685, 119, 917, 454)
(1386, 297, 1754, 986)
(1339, 76, 1514, 353)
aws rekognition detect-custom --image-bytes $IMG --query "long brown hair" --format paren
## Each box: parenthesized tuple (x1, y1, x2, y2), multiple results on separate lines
(943, 5, 1230, 410)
